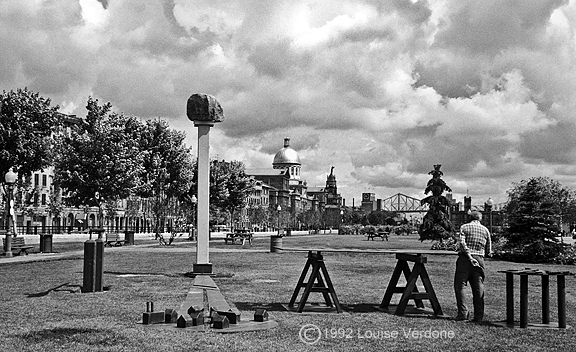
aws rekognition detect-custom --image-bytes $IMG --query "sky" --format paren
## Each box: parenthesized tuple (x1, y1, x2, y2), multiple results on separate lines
(2, 0, 576, 208)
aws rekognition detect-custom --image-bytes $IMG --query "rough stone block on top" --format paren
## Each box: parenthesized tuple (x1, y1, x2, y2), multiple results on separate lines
(186, 93, 224, 123)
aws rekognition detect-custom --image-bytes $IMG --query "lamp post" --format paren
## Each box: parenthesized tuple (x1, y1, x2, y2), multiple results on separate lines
(4, 168, 17, 257)
(485, 197, 494, 234)
(277, 205, 281, 235)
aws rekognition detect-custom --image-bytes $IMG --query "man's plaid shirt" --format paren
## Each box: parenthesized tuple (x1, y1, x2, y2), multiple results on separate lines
(458, 220, 492, 256)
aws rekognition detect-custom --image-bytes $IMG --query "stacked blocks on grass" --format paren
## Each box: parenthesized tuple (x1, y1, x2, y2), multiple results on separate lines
(165, 308, 178, 324)
(142, 302, 165, 325)
(211, 313, 230, 329)
(187, 305, 203, 314)
(177, 312, 204, 328)
(254, 309, 269, 322)
(213, 308, 241, 324)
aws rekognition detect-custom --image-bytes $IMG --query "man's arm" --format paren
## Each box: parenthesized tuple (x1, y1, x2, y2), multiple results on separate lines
(485, 230, 493, 257)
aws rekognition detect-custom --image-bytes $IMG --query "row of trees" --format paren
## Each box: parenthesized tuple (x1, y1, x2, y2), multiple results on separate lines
(0, 89, 258, 234)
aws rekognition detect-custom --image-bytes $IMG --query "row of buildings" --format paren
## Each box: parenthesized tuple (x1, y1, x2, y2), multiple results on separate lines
(4, 130, 344, 234)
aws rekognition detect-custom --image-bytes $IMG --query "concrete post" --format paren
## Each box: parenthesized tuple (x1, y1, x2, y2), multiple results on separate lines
(187, 93, 224, 275)
(195, 122, 212, 270)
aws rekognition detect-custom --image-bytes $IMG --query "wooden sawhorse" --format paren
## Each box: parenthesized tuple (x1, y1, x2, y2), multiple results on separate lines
(380, 253, 443, 316)
(288, 250, 342, 313)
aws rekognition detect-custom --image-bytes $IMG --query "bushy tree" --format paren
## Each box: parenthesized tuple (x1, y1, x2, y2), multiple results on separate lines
(501, 177, 576, 262)
(136, 118, 194, 234)
(191, 159, 255, 230)
(418, 164, 454, 241)
(54, 98, 144, 227)
(0, 88, 62, 177)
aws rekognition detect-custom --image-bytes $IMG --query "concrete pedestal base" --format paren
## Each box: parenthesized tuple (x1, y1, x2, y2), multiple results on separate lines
(193, 263, 213, 275)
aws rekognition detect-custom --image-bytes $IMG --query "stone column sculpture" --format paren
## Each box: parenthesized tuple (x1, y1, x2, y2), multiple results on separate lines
(187, 93, 224, 274)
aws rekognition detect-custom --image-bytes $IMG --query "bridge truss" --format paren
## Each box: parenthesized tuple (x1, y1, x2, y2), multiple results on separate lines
(381, 193, 429, 213)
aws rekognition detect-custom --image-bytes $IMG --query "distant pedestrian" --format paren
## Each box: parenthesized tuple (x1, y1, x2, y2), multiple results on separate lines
(454, 211, 492, 322)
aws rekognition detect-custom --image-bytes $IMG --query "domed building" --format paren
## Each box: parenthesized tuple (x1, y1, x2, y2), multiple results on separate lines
(273, 138, 301, 181)
(245, 137, 342, 231)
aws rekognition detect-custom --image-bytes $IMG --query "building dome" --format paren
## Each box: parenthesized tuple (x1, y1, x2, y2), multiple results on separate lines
(273, 138, 301, 167)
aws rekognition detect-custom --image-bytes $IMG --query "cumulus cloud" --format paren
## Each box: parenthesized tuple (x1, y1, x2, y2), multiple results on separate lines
(2, 0, 576, 205)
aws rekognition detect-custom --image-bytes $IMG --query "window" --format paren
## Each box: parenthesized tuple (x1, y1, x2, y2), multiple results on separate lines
(41, 194, 47, 205)
(34, 174, 40, 187)
(42, 174, 47, 187)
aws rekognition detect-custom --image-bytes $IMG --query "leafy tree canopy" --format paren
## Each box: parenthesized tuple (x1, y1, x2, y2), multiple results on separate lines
(54, 98, 144, 212)
(137, 118, 194, 200)
(192, 159, 255, 227)
(0, 88, 62, 177)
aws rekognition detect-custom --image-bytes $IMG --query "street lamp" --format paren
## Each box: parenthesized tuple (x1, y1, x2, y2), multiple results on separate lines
(4, 168, 17, 257)
(485, 197, 494, 234)
(276, 205, 281, 235)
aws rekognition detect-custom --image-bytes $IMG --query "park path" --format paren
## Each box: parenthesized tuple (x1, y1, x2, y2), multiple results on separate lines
(0, 239, 270, 265)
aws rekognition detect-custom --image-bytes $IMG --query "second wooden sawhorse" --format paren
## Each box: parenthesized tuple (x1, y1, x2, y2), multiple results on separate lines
(288, 250, 342, 313)
(380, 253, 443, 316)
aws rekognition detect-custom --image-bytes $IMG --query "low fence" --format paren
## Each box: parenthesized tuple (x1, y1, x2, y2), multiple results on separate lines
(12, 225, 158, 236)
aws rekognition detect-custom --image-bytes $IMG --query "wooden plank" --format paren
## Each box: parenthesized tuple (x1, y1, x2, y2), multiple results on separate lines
(396, 253, 427, 263)
(281, 247, 457, 256)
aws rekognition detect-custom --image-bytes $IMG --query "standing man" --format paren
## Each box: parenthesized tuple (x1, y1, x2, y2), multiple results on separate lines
(454, 211, 492, 322)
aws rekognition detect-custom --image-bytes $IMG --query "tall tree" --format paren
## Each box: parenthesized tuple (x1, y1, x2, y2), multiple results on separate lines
(53, 98, 144, 227)
(503, 177, 576, 262)
(192, 159, 255, 230)
(418, 164, 454, 242)
(0, 88, 61, 177)
(136, 118, 194, 235)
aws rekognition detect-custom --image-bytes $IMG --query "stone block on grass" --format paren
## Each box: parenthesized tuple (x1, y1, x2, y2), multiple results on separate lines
(211, 314, 230, 329)
(215, 309, 241, 324)
(254, 309, 269, 322)
(165, 308, 178, 323)
(187, 305, 203, 314)
(143, 311, 165, 325)
(177, 312, 204, 328)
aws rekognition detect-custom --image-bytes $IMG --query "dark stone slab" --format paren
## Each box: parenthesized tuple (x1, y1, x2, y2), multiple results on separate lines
(143, 311, 165, 325)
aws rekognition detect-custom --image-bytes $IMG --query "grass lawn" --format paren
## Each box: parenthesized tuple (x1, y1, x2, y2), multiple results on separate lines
(0, 233, 575, 351)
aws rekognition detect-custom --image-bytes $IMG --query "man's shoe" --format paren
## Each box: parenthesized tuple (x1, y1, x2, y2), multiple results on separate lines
(455, 312, 470, 321)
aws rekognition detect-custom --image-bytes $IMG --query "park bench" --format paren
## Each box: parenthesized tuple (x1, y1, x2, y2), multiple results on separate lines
(366, 230, 389, 241)
(104, 233, 126, 247)
(224, 230, 253, 245)
(3, 237, 34, 255)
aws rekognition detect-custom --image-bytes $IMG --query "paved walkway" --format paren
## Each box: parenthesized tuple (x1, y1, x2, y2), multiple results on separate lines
(0, 230, 314, 265)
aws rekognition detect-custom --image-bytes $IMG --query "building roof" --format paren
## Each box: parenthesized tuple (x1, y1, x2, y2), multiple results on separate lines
(273, 138, 301, 167)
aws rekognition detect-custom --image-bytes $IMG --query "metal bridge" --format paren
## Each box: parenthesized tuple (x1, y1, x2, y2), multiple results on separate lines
(381, 193, 429, 213)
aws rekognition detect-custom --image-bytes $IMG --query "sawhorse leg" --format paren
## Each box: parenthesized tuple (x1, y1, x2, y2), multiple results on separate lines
(288, 251, 342, 313)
